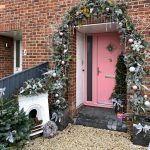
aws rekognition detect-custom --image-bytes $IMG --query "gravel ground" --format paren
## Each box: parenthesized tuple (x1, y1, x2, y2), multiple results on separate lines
(23, 124, 146, 150)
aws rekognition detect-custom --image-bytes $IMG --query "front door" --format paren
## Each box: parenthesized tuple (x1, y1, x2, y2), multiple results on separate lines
(85, 32, 122, 108)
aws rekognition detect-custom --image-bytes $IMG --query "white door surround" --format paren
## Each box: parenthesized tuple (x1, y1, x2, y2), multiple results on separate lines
(76, 31, 85, 108)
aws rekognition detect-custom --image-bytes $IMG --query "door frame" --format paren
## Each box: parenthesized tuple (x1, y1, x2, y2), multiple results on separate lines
(83, 33, 113, 108)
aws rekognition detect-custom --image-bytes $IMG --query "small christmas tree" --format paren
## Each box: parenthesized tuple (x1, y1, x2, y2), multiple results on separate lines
(0, 88, 31, 149)
(111, 54, 127, 113)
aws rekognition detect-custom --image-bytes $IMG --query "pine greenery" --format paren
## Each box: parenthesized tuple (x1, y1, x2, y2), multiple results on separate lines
(0, 98, 31, 149)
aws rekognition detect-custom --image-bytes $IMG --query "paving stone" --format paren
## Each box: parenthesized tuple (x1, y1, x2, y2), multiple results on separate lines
(107, 124, 112, 129)
(117, 121, 122, 126)
(108, 119, 113, 125)
(75, 106, 127, 132)
(122, 124, 128, 131)
(112, 121, 118, 126)
(111, 124, 117, 130)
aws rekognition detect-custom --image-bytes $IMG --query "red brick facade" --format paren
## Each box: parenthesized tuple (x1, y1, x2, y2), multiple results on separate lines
(0, 0, 149, 117)
(0, 36, 13, 78)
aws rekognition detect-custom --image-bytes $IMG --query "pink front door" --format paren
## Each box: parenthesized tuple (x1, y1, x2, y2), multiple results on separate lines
(85, 32, 122, 108)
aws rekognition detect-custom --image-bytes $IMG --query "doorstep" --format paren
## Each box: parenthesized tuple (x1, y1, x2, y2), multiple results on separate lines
(74, 105, 127, 132)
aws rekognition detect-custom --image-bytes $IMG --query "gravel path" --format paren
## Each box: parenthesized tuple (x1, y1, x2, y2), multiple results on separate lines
(24, 125, 146, 150)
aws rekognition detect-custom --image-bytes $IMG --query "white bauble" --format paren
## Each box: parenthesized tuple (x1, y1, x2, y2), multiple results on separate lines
(55, 94, 59, 97)
(64, 49, 68, 53)
(106, 7, 110, 12)
(129, 67, 136, 72)
(132, 85, 138, 90)
(61, 61, 65, 65)
(76, 11, 79, 16)
(144, 95, 148, 99)
(119, 22, 123, 27)
(144, 101, 150, 107)
(63, 44, 67, 48)
(90, 8, 94, 13)
(59, 32, 63, 36)
(128, 38, 134, 43)
(52, 72, 57, 77)
(56, 100, 60, 104)
(64, 24, 68, 28)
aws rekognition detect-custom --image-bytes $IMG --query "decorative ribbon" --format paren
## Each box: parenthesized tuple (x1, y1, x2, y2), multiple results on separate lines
(51, 112, 62, 123)
(43, 70, 53, 76)
(0, 88, 6, 98)
(6, 131, 14, 143)
(133, 123, 150, 135)
(51, 112, 58, 123)
(142, 85, 150, 91)
(112, 98, 123, 111)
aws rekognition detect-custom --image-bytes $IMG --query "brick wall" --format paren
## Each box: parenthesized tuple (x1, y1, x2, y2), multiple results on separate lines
(0, 0, 79, 116)
(0, 0, 149, 117)
(0, 0, 79, 70)
(126, 0, 150, 130)
(0, 36, 13, 78)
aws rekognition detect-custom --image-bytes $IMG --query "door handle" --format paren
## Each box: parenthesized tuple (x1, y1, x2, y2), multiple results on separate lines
(97, 67, 101, 75)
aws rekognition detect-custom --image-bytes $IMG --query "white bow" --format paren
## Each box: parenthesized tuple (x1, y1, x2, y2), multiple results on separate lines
(6, 131, 14, 143)
(112, 98, 123, 109)
(0, 88, 6, 98)
(143, 125, 150, 134)
(133, 123, 150, 135)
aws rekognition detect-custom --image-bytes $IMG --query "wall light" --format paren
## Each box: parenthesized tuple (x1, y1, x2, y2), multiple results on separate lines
(5, 43, 8, 48)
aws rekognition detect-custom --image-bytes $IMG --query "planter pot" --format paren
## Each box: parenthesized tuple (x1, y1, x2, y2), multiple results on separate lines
(18, 92, 50, 126)
(56, 108, 70, 131)
(132, 117, 150, 147)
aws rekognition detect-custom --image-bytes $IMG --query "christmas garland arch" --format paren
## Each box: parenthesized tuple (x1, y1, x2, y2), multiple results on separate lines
(51, 0, 149, 119)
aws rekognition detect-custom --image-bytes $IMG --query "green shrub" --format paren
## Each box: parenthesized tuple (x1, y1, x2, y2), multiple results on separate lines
(0, 98, 31, 149)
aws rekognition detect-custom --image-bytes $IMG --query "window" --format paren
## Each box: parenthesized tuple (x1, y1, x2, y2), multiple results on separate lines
(14, 40, 22, 73)
(87, 36, 92, 101)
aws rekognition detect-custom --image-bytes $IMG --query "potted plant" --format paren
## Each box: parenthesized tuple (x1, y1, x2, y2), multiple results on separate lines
(43, 69, 69, 130)
(132, 116, 150, 147)
(0, 88, 31, 149)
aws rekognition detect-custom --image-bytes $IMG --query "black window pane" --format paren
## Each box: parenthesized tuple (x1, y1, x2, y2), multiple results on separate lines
(87, 36, 92, 101)
(16, 40, 20, 67)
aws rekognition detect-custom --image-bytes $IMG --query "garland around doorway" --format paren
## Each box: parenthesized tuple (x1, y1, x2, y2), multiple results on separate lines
(51, 0, 149, 120)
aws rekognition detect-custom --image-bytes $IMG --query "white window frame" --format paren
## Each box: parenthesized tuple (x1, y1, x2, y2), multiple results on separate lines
(14, 39, 22, 73)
